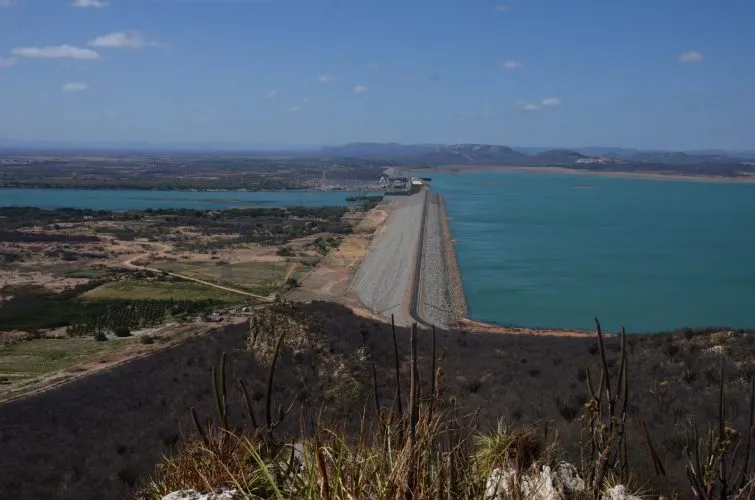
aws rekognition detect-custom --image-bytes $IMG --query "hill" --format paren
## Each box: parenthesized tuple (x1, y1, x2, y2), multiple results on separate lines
(321, 142, 752, 168)
(528, 149, 589, 165)
(411, 144, 530, 165)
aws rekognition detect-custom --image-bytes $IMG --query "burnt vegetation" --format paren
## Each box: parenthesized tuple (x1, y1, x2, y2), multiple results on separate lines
(1, 303, 754, 499)
(133, 303, 755, 499)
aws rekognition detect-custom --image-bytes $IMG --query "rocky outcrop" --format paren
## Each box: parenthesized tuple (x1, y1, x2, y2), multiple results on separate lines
(163, 488, 239, 500)
(601, 485, 642, 500)
(485, 462, 585, 500)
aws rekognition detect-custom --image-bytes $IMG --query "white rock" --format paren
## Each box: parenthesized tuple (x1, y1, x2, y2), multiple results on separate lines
(485, 462, 585, 500)
(555, 461, 586, 497)
(162, 487, 239, 500)
(601, 485, 642, 500)
(706, 345, 725, 355)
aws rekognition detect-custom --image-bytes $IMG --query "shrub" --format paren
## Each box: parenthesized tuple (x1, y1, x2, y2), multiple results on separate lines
(94, 331, 107, 341)
(114, 326, 131, 338)
(276, 247, 294, 257)
(140, 335, 155, 345)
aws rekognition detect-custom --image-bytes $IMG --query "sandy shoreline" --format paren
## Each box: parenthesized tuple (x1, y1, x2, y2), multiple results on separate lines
(425, 165, 755, 183)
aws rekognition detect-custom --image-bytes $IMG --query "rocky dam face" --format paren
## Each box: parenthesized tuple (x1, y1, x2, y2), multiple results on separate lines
(351, 189, 466, 328)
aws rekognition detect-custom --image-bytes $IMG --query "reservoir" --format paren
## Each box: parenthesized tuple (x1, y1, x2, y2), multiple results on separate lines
(0, 188, 371, 211)
(431, 171, 755, 333)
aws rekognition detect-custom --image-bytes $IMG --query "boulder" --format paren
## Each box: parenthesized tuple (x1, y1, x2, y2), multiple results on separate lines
(162, 487, 239, 500)
(485, 461, 586, 500)
(601, 485, 642, 500)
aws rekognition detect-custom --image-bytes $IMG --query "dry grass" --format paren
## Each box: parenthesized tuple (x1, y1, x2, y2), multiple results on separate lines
(150, 261, 287, 295)
(143, 406, 492, 499)
(81, 279, 246, 303)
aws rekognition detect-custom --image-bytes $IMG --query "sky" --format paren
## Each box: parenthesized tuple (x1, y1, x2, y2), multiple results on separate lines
(0, 0, 754, 150)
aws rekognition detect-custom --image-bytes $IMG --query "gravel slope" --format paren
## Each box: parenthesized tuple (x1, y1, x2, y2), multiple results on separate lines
(351, 192, 426, 326)
(419, 192, 466, 328)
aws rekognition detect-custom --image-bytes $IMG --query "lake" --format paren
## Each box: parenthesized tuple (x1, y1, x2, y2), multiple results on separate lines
(431, 171, 755, 333)
(0, 188, 372, 211)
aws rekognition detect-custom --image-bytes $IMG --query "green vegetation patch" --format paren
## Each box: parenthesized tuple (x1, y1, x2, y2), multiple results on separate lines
(81, 279, 247, 304)
(0, 337, 132, 381)
(151, 261, 287, 297)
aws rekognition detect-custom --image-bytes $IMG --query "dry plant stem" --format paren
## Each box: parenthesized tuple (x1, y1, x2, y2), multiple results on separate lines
(238, 379, 258, 431)
(406, 322, 418, 500)
(429, 325, 437, 421)
(372, 362, 380, 414)
(584, 318, 631, 497)
(392, 313, 403, 418)
(266, 327, 285, 432)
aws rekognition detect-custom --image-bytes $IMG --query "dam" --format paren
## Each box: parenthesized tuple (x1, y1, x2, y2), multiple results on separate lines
(350, 188, 466, 328)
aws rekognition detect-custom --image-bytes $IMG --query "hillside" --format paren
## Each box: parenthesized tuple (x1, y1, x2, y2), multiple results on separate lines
(413, 144, 530, 165)
(528, 148, 589, 165)
(321, 143, 755, 172)
(1, 301, 754, 499)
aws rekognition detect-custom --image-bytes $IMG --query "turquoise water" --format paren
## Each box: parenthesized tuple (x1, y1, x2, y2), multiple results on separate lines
(431, 171, 755, 333)
(0, 188, 371, 211)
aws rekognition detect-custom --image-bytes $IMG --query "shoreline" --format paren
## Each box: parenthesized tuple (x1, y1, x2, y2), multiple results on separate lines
(437, 193, 468, 322)
(0, 186, 379, 193)
(431, 189, 591, 337)
(424, 165, 755, 183)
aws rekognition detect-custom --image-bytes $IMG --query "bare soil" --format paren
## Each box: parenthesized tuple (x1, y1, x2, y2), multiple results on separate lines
(287, 199, 393, 304)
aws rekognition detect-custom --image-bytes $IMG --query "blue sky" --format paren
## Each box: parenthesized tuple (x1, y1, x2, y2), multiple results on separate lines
(0, 0, 754, 149)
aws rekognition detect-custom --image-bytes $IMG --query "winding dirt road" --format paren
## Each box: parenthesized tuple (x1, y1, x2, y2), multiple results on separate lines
(116, 243, 274, 302)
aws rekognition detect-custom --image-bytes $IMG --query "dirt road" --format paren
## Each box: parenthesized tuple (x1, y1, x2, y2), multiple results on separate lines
(117, 243, 273, 302)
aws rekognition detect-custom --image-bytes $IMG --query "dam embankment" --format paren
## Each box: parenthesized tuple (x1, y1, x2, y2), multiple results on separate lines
(351, 191, 427, 326)
(351, 188, 466, 329)
(418, 191, 467, 328)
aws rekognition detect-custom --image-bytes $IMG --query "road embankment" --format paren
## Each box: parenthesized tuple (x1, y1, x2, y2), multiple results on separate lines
(418, 191, 467, 328)
(351, 191, 427, 326)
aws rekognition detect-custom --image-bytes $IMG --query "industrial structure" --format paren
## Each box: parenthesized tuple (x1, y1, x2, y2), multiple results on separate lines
(380, 167, 430, 195)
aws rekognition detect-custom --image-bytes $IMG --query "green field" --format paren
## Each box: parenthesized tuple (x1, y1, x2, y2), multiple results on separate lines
(151, 261, 287, 295)
(0, 337, 134, 389)
(80, 280, 248, 303)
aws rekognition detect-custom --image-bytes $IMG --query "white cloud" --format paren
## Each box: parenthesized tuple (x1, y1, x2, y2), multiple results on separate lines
(106, 111, 118, 118)
(541, 97, 561, 106)
(503, 60, 522, 70)
(0, 0, 16, 7)
(318, 74, 335, 83)
(0, 57, 17, 67)
(288, 105, 301, 112)
(353, 84, 368, 93)
(62, 82, 89, 92)
(72, 0, 108, 7)
(88, 32, 145, 48)
(265, 89, 278, 100)
(495, 4, 510, 11)
(679, 51, 704, 63)
(11, 45, 100, 60)
(516, 100, 539, 111)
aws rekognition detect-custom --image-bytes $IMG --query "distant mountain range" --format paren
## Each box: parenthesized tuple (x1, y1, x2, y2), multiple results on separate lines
(320, 143, 755, 168)
(3, 140, 755, 170)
